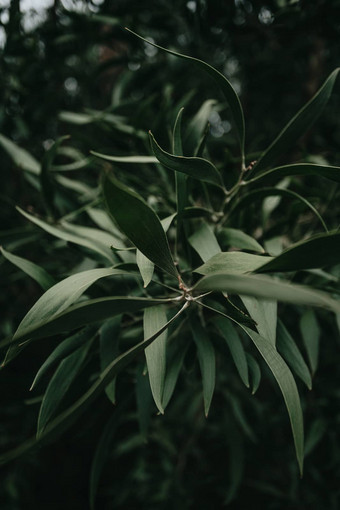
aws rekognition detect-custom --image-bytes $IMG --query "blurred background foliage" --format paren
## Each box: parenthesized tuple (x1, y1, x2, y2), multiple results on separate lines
(1, 0, 340, 508)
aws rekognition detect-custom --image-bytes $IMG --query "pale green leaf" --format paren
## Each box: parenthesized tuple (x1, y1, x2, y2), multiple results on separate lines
(90, 152, 158, 164)
(196, 252, 272, 275)
(0, 246, 55, 291)
(0, 133, 41, 174)
(194, 273, 340, 315)
(136, 250, 154, 288)
(240, 296, 277, 346)
(218, 228, 264, 253)
(17, 207, 121, 261)
(243, 327, 304, 475)
(189, 222, 221, 262)
(144, 305, 168, 413)
(3, 296, 168, 350)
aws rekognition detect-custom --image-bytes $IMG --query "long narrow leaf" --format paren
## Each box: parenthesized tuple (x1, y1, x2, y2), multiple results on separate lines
(277, 320, 312, 389)
(196, 252, 272, 275)
(0, 133, 41, 174)
(126, 28, 245, 162)
(243, 326, 304, 475)
(189, 222, 221, 262)
(144, 305, 168, 414)
(194, 273, 340, 315)
(253, 68, 340, 173)
(1, 246, 55, 291)
(213, 316, 249, 388)
(258, 232, 340, 273)
(228, 188, 327, 232)
(37, 338, 93, 437)
(3, 296, 171, 349)
(149, 132, 224, 188)
(31, 326, 98, 390)
(247, 162, 340, 185)
(240, 296, 277, 346)
(0, 303, 189, 464)
(4, 268, 124, 364)
(17, 207, 122, 261)
(102, 174, 178, 278)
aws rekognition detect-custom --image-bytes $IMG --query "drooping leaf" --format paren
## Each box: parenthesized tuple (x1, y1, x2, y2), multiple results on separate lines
(243, 327, 304, 475)
(218, 228, 265, 253)
(0, 246, 55, 291)
(0, 133, 41, 174)
(0, 302, 189, 464)
(189, 222, 221, 262)
(30, 327, 98, 390)
(277, 320, 312, 389)
(17, 207, 121, 261)
(144, 305, 168, 414)
(102, 173, 178, 278)
(100, 316, 122, 405)
(299, 310, 320, 376)
(190, 318, 216, 417)
(228, 188, 327, 232)
(194, 273, 340, 315)
(246, 354, 261, 394)
(240, 296, 277, 346)
(37, 338, 93, 437)
(247, 162, 340, 185)
(4, 295, 167, 351)
(126, 28, 245, 163)
(162, 337, 189, 409)
(13, 268, 123, 340)
(4, 268, 124, 364)
(149, 131, 224, 188)
(258, 232, 340, 273)
(253, 68, 340, 174)
(196, 252, 272, 275)
(213, 316, 249, 388)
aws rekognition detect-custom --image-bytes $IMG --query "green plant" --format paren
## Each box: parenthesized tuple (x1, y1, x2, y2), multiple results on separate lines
(1, 30, 340, 507)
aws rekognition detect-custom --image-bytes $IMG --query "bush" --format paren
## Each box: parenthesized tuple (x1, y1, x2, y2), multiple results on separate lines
(1, 3, 340, 509)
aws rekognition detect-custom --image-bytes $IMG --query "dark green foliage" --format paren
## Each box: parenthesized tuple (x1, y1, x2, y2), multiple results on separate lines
(1, 2, 340, 509)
